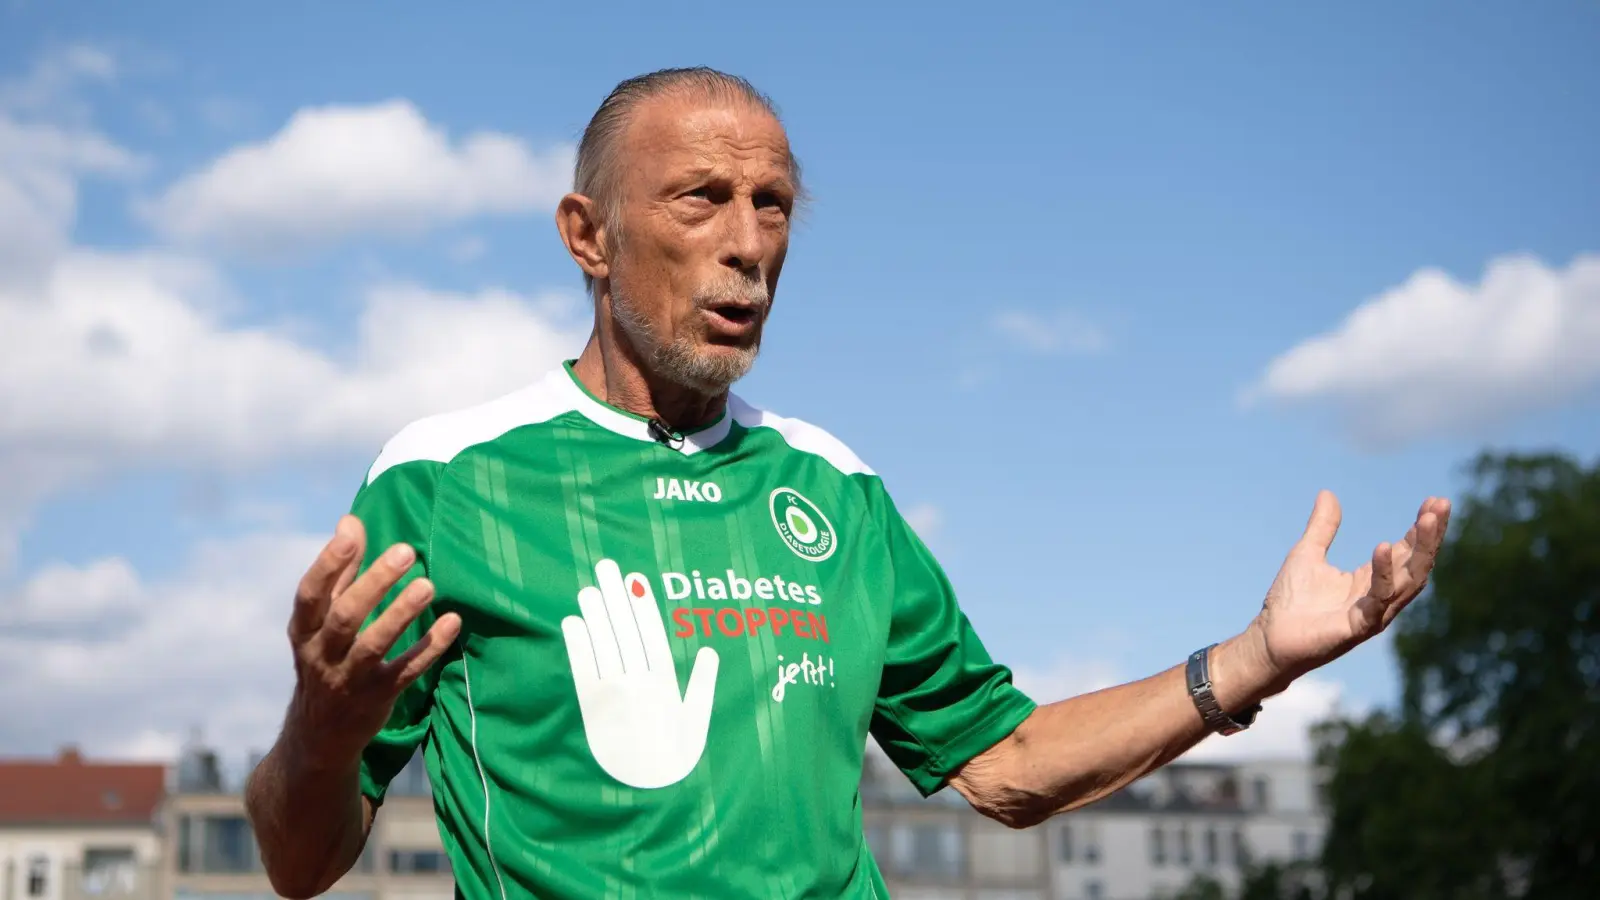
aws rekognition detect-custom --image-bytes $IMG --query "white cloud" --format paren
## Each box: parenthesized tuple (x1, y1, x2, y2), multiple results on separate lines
(1247, 253, 1600, 447)
(0, 48, 142, 288)
(0, 250, 587, 561)
(448, 234, 489, 263)
(959, 308, 1108, 388)
(103, 729, 186, 764)
(0, 531, 323, 766)
(1012, 656, 1354, 762)
(0, 44, 116, 120)
(992, 309, 1108, 355)
(1011, 656, 1126, 704)
(902, 503, 943, 539)
(197, 96, 255, 132)
(142, 99, 575, 257)
(0, 50, 588, 569)
(1, 557, 142, 628)
(1184, 676, 1356, 762)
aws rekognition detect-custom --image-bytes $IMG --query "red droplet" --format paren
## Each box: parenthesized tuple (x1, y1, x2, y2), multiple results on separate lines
(630, 579, 646, 598)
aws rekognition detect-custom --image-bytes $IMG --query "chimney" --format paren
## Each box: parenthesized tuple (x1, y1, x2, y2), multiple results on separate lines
(59, 745, 83, 765)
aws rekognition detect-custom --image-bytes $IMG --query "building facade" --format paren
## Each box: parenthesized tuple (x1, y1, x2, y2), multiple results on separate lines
(862, 754, 1326, 900)
(6, 745, 1324, 900)
(164, 751, 449, 900)
(0, 748, 166, 900)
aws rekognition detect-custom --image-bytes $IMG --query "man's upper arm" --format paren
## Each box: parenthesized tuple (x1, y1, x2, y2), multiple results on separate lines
(864, 478, 1036, 796)
(349, 453, 447, 807)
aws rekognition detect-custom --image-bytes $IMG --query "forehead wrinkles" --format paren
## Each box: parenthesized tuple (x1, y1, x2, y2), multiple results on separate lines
(628, 103, 793, 186)
(689, 140, 792, 184)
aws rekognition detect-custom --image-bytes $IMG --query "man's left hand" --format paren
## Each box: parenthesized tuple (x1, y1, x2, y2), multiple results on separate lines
(1240, 490, 1452, 687)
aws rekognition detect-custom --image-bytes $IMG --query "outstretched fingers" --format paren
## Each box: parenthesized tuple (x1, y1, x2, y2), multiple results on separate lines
(1404, 498, 1451, 587)
(1354, 497, 1452, 632)
(1350, 544, 1397, 635)
(290, 517, 365, 643)
(346, 577, 436, 669)
(1370, 541, 1397, 600)
(320, 542, 418, 657)
(383, 612, 463, 688)
(329, 517, 366, 602)
(1299, 490, 1344, 556)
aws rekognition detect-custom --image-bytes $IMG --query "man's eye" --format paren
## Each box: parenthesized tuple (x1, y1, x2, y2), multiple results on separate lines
(753, 192, 789, 214)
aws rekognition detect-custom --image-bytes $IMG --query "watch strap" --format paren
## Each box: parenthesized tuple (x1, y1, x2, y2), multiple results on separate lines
(1186, 643, 1261, 736)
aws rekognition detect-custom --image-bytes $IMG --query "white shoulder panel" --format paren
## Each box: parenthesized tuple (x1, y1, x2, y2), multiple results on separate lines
(728, 395, 875, 477)
(365, 370, 577, 484)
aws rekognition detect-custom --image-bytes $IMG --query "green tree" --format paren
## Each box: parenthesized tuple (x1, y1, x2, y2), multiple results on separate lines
(1237, 862, 1318, 900)
(1316, 451, 1600, 899)
(1169, 863, 1318, 900)
(1170, 874, 1227, 900)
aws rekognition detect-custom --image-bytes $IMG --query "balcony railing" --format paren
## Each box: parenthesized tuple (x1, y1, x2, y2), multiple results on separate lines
(58, 864, 161, 900)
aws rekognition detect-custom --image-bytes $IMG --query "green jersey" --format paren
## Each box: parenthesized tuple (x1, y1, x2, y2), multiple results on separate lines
(353, 361, 1035, 899)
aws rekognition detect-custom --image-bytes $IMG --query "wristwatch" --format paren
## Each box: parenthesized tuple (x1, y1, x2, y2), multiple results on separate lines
(1187, 644, 1262, 736)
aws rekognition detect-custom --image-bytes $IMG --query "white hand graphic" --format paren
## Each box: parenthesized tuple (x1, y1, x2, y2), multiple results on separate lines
(560, 559, 719, 789)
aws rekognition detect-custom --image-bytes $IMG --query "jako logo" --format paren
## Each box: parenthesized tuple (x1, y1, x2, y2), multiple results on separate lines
(653, 477, 721, 502)
(770, 487, 836, 562)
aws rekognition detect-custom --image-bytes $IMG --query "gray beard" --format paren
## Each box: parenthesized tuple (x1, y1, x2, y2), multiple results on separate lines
(611, 285, 765, 394)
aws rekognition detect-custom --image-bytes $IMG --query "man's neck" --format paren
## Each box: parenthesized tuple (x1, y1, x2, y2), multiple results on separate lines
(571, 334, 727, 433)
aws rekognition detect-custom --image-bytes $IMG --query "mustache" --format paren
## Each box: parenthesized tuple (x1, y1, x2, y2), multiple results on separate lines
(694, 277, 770, 311)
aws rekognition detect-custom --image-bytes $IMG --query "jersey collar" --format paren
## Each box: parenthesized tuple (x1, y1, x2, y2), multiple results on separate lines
(552, 361, 735, 455)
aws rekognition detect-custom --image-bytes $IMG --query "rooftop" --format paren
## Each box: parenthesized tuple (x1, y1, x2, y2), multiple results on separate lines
(0, 746, 165, 827)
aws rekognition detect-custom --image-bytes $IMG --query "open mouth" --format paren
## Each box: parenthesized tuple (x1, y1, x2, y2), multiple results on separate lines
(707, 305, 760, 327)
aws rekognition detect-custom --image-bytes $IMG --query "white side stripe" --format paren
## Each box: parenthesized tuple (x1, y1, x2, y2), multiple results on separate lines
(463, 657, 509, 900)
(367, 370, 581, 484)
(728, 396, 875, 477)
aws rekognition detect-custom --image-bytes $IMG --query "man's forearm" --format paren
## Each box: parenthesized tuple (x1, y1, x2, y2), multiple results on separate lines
(243, 728, 372, 900)
(951, 629, 1283, 828)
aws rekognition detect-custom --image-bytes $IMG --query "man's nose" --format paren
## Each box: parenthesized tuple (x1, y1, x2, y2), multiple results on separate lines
(719, 199, 765, 274)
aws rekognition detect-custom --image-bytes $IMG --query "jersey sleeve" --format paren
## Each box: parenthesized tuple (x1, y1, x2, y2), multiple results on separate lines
(350, 456, 445, 807)
(862, 478, 1038, 796)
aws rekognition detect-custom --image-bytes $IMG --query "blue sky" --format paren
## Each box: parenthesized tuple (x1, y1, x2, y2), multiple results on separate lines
(2, 1, 1597, 765)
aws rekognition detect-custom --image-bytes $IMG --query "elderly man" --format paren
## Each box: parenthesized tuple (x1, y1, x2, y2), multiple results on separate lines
(244, 68, 1449, 899)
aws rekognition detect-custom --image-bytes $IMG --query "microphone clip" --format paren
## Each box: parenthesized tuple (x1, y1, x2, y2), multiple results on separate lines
(647, 418, 685, 450)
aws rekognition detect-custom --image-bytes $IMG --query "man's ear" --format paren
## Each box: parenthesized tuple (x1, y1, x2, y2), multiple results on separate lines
(555, 193, 610, 282)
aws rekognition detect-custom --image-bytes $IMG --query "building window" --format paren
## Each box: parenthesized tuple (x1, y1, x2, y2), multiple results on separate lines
(177, 816, 193, 873)
(1293, 831, 1309, 859)
(389, 850, 449, 875)
(1204, 828, 1219, 866)
(893, 822, 962, 879)
(1232, 828, 1250, 867)
(27, 856, 49, 897)
(201, 816, 255, 873)
(1178, 827, 1192, 865)
(1085, 879, 1104, 900)
(1252, 777, 1270, 810)
(1150, 827, 1166, 865)
(354, 838, 377, 874)
(1059, 825, 1074, 863)
(391, 751, 432, 798)
(1083, 835, 1100, 865)
(83, 848, 138, 894)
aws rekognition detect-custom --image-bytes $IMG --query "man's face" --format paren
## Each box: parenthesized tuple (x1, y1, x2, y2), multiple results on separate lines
(603, 94, 796, 393)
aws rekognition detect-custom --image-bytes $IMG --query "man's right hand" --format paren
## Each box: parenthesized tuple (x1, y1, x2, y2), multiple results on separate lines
(283, 515, 463, 768)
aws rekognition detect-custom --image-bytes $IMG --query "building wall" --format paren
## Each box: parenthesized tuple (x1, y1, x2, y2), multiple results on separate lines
(0, 752, 1322, 900)
(1040, 761, 1327, 900)
(0, 825, 164, 900)
(1048, 812, 1260, 900)
(162, 792, 451, 900)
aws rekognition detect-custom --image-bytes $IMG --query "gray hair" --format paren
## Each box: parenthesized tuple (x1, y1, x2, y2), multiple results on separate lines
(573, 67, 806, 295)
